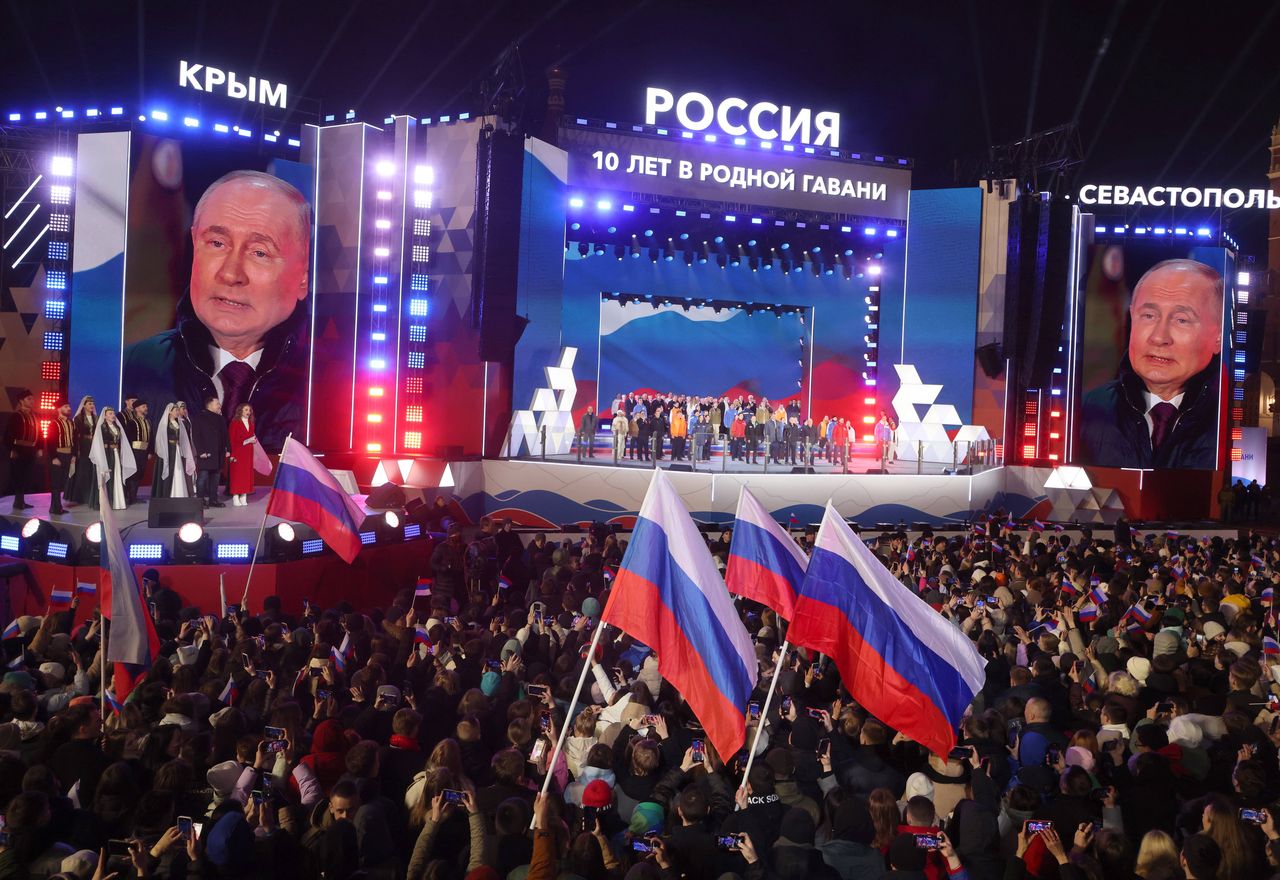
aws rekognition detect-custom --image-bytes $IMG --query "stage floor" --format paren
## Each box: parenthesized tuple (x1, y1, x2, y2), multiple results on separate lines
(538, 451, 993, 476)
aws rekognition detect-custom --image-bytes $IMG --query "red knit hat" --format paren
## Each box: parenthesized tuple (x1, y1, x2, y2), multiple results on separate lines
(582, 778, 614, 808)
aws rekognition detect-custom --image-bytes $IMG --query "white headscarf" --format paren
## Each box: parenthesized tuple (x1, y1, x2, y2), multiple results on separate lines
(89, 408, 137, 480)
(155, 403, 197, 480)
(74, 395, 95, 426)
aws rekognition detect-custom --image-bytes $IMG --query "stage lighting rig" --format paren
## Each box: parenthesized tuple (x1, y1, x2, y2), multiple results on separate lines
(174, 522, 212, 564)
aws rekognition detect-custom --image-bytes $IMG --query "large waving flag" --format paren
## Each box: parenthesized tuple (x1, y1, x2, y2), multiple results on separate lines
(100, 475, 161, 699)
(602, 469, 757, 761)
(267, 437, 365, 563)
(725, 487, 808, 620)
(788, 503, 986, 757)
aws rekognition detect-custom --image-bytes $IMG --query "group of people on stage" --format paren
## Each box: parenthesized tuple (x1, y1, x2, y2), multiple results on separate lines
(4, 388, 263, 513)
(580, 393, 866, 466)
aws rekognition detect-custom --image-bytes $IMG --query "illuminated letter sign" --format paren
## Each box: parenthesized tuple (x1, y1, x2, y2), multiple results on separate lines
(644, 87, 840, 148)
(179, 60, 288, 109)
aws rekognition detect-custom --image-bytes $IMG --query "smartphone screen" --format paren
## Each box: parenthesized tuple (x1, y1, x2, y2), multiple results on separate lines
(691, 738, 704, 761)
(530, 739, 547, 762)
(264, 726, 285, 740)
(177, 817, 193, 838)
(748, 702, 761, 720)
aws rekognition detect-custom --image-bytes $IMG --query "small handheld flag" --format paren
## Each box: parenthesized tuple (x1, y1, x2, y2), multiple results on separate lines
(1029, 520, 1045, 534)
(75, 582, 97, 596)
(1088, 585, 1108, 606)
(104, 689, 124, 715)
(1, 619, 19, 641)
(1077, 604, 1099, 623)
(49, 588, 73, 607)
(330, 645, 347, 674)
(498, 574, 513, 590)
(415, 577, 432, 597)
(1060, 581, 1080, 599)
(1263, 636, 1280, 657)
(218, 677, 238, 706)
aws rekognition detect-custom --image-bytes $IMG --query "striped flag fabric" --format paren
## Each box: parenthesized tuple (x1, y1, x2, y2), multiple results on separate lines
(1263, 636, 1280, 657)
(1, 619, 19, 640)
(100, 474, 160, 700)
(75, 582, 97, 596)
(1029, 519, 1045, 533)
(415, 577, 432, 597)
(50, 588, 73, 607)
(725, 486, 808, 621)
(788, 503, 985, 757)
(267, 437, 366, 564)
(601, 469, 757, 761)
(1262, 586, 1275, 605)
(972, 522, 987, 536)
(1077, 604, 1099, 623)
(1126, 603, 1153, 625)
(788, 512, 800, 528)
(1088, 585, 1108, 606)
(104, 688, 124, 715)
(602, 567, 615, 583)
(218, 677, 238, 706)
(1082, 673, 1097, 696)
(1060, 581, 1080, 599)
(498, 574, 513, 590)
(413, 625, 431, 646)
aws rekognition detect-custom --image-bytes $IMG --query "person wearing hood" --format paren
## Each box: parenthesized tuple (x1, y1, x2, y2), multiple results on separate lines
(818, 797, 886, 880)
(296, 718, 350, 798)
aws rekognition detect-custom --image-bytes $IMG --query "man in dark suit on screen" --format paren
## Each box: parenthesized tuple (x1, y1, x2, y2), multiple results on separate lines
(1079, 258, 1222, 470)
(122, 170, 309, 452)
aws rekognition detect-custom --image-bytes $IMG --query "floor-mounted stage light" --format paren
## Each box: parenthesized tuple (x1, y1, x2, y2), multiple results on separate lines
(265, 521, 300, 562)
(174, 521, 212, 564)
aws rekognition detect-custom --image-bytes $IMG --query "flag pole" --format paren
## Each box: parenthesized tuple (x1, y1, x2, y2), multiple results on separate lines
(97, 473, 108, 724)
(530, 620, 608, 829)
(737, 638, 790, 804)
(242, 433, 290, 610)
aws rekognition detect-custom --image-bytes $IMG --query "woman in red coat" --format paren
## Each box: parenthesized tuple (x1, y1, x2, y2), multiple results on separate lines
(228, 404, 258, 505)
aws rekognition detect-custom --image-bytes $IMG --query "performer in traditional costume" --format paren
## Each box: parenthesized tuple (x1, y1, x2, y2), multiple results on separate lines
(89, 407, 136, 511)
(228, 404, 259, 505)
(65, 395, 96, 505)
(153, 403, 196, 498)
(45, 400, 74, 515)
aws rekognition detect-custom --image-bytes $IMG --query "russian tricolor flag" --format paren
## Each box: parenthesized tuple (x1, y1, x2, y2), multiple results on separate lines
(50, 588, 73, 607)
(602, 470, 757, 761)
(415, 577, 432, 597)
(788, 503, 985, 757)
(100, 474, 160, 700)
(1263, 636, 1280, 657)
(1126, 603, 1153, 625)
(1077, 604, 1099, 623)
(1029, 520, 1045, 533)
(413, 625, 431, 646)
(1263, 586, 1275, 605)
(218, 677, 238, 706)
(76, 582, 97, 596)
(104, 688, 123, 715)
(725, 487, 808, 621)
(1088, 585, 1108, 606)
(330, 644, 347, 674)
(267, 437, 366, 564)
(2, 619, 19, 640)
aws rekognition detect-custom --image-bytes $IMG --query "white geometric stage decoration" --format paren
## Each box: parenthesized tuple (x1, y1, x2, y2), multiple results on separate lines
(1043, 467, 1124, 524)
(502, 347, 579, 457)
(891, 365, 991, 463)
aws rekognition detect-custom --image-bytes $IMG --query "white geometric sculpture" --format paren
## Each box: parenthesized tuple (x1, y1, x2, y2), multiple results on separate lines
(503, 347, 580, 457)
(891, 365, 990, 463)
(1043, 467, 1122, 523)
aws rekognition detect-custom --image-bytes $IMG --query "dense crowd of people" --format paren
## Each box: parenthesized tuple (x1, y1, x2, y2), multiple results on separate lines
(580, 394, 865, 466)
(3, 512, 1280, 880)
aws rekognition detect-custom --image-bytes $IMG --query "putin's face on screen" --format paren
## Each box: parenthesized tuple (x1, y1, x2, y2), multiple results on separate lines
(1128, 263, 1221, 400)
(190, 176, 309, 359)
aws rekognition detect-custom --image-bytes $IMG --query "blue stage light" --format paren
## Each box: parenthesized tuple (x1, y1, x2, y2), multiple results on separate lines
(110, 107, 123, 115)
(679, 233, 689, 240)
(360, 531, 377, 546)
(675, 210, 686, 217)
(128, 543, 164, 561)
(409, 299, 428, 317)
(1174, 227, 1187, 235)
(607, 226, 616, 233)
(369, 358, 386, 370)
(622, 204, 635, 212)
(149, 110, 168, 121)
(714, 236, 724, 244)
(1196, 227, 1211, 237)
(0, 536, 18, 553)
(214, 123, 229, 133)
(570, 222, 580, 231)
(863, 227, 877, 236)
(60, 110, 73, 119)
(1112, 227, 1125, 234)
(7, 113, 19, 122)
(569, 197, 584, 208)
(886, 230, 899, 238)
(597, 199, 612, 211)
(372, 303, 388, 313)
(287, 138, 301, 147)
(751, 218, 762, 224)
(811, 246, 821, 253)
(780, 243, 790, 250)
(724, 215, 736, 222)
(34, 111, 47, 120)
(1154, 227, 1167, 235)
(215, 543, 251, 561)
(373, 275, 388, 285)
(237, 128, 251, 138)
(46, 541, 68, 560)
(302, 539, 324, 555)
(184, 117, 199, 127)
(734, 137, 746, 146)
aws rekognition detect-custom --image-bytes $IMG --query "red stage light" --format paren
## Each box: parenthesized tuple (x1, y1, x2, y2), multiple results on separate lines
(1231, 448, 1243, 462)
(369, 387, 385, 397)
(860, 433, 873, 442)
(1048, 454, 1059, 461)
(403, 432, 422, 450)
(366, 442, 382, 453)
(861, 415, 874, 424)
(38, 391, 58, 411)
(1022, 444, 1036, 458)
(863, 397, 875, 405)
(39, 419, 50, 438)
(1231, 428, 1242, 441)
(367, 413, 383, 423)
(405, 405, 422, 423)
(1023, 424, 1036, 437)
(41, 361, 61, 381)
(404, 377, 423, 394)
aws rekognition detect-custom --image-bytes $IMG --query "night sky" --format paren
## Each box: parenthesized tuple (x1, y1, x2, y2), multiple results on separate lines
(5, 0, 1280, 253)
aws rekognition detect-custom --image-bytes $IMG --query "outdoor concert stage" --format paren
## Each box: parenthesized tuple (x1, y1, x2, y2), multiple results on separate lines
(0, 492, 431, 624)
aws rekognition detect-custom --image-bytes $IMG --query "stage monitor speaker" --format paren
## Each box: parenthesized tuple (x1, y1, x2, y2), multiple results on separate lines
(668, 464, 693, 472)
(790, 466, 816, 474)
(366, 483, 407, 509)
(147, 497, 205, 529)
